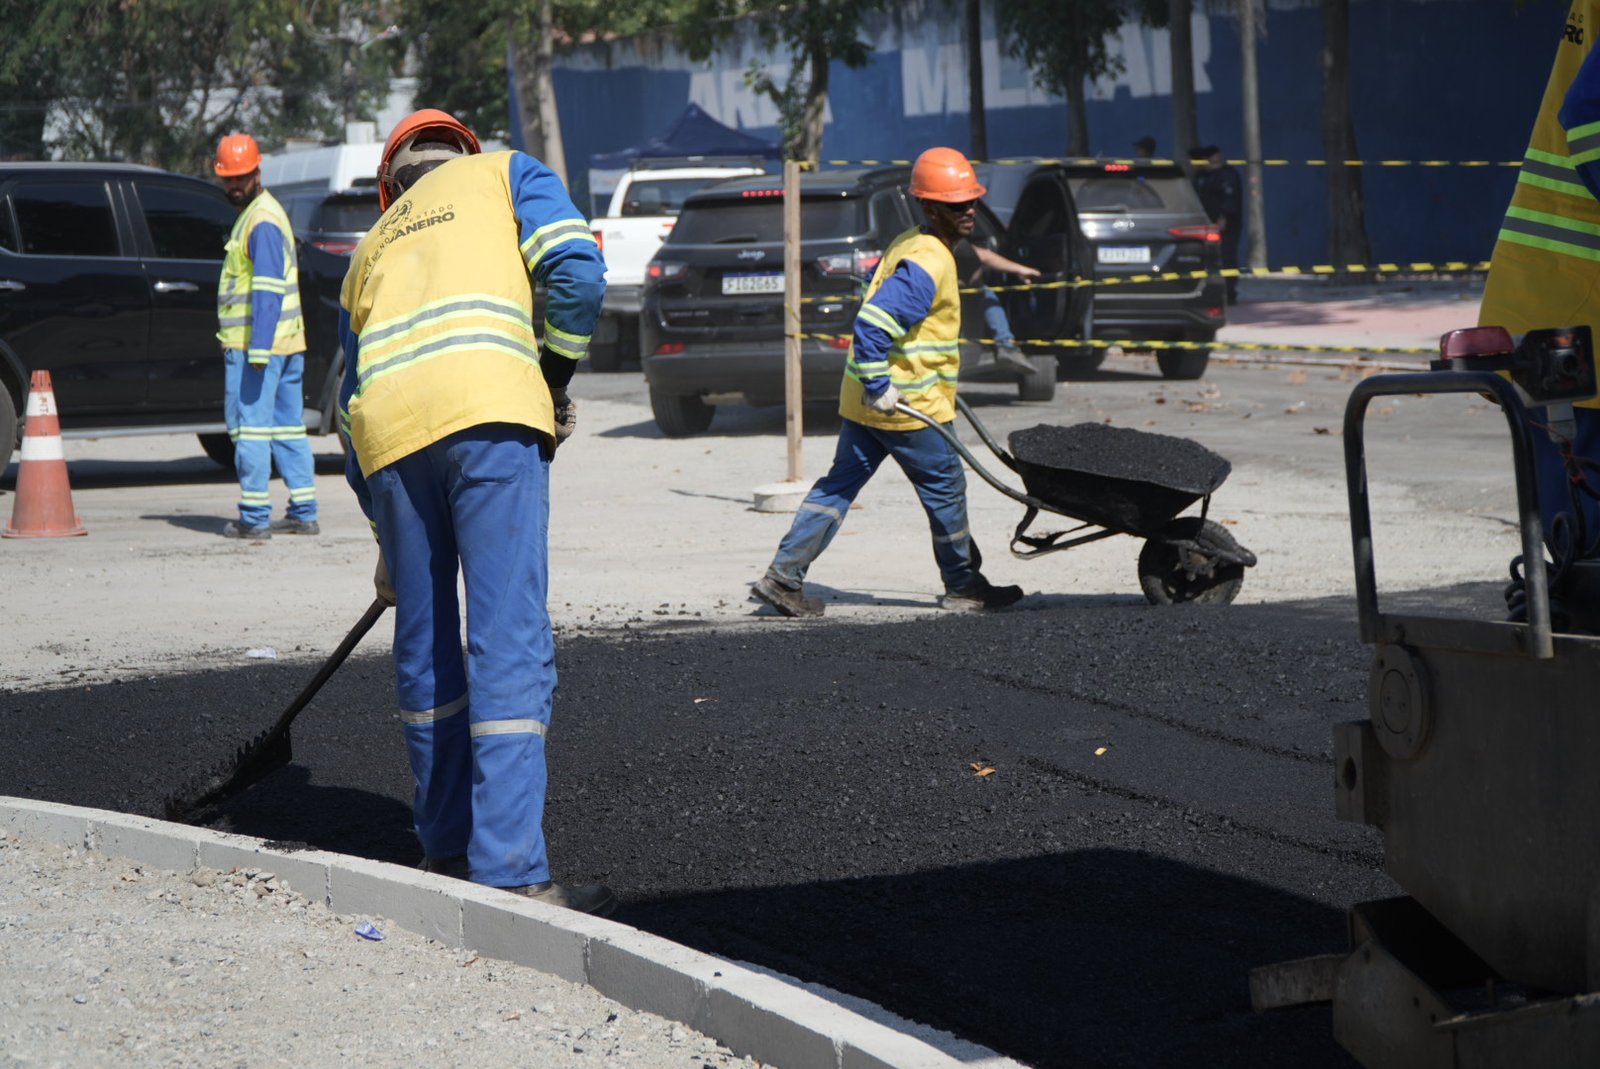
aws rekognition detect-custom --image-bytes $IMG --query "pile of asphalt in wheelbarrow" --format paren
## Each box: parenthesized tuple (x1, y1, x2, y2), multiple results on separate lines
(1009, 422, 1231, 494)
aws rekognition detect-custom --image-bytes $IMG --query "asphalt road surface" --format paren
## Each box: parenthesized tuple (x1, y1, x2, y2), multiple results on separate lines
(3, 288, 1526, 1068)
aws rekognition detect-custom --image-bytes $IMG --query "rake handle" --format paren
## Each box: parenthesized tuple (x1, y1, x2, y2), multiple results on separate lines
(264, 597, 389, 739)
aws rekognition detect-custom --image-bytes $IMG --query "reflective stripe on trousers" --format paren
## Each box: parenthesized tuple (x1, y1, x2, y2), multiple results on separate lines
(767, 417, 977, 593)
(368, 425, 554, 888)
(233, 353, 317, 526)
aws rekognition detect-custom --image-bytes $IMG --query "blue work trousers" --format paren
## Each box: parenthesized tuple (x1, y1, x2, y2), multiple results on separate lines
(768, 416, 978, 593)
(231, 351, 317, 527)
(367, 425, 555, 888)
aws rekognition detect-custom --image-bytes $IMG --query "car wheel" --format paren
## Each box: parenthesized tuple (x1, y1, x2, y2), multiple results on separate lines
(650, 387, 715, 437)
(1156, 348, 1210, 381)
(0, 385, 17, 473)
(1137, 518, 1247, 606)
(198, 433, 235, 468)
(1017, 356, 1055, 402)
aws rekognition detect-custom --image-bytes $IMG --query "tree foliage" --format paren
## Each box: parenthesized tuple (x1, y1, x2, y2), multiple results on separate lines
(677, 0, 888, 162)
(0, 0, 401, 172)
(995, 0, 1165, 154)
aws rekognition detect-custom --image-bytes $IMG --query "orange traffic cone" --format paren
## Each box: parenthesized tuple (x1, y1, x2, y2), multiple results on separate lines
(4, 370, 85, 538)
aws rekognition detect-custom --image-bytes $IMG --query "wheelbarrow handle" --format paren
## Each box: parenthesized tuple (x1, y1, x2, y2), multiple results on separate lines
(893, 401, 1043, 509)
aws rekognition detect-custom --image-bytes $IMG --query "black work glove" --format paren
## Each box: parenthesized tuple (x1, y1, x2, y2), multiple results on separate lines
(551, 388, 576, 446)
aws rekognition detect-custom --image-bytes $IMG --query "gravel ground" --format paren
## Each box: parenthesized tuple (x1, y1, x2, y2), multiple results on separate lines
(0, 829, 764, 1069)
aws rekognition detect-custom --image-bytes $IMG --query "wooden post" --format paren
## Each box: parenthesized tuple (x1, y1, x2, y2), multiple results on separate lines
(783, 158, 803, 482)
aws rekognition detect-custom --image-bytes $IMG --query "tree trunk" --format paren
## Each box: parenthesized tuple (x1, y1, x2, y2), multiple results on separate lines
(1322, 0, 1370, 272)
(1238, 0, 1268, 268)
(796, 37, 831, 164)
(1065, 12, 1090, 156)
(509, 3, 568, 185)
(967, 0, 988, 160)
(1169, 0, 1197, 169)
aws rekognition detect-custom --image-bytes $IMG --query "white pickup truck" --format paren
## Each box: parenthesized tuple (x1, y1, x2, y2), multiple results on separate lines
(588, 160, 764, 371)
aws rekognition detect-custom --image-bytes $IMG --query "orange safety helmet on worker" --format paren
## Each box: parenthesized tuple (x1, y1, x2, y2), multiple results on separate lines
(214, 133, 262, 177)
(377, 108, 482, 210)
(908, 146, 987, 203)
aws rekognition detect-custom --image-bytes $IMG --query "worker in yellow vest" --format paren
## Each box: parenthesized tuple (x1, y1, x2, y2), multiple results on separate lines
(214, 132, 318, 539)
(1480, 1, 1600, 620)
(751, 147, 1024, 617)
(337, 110, 612, 915)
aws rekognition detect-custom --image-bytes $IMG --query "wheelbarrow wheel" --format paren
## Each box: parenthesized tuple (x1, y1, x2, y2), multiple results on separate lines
(1137, 517, 1246, 606)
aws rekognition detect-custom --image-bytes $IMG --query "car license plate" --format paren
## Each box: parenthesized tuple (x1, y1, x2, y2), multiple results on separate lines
(721, 272, 784, 295)
(1098, 246, 1151, 265)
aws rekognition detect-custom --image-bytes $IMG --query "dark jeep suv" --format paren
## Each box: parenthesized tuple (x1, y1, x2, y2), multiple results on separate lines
(0, 162, 346, 471)
(640, 167, 1056, 437)
(1004, 159, 1227, 380)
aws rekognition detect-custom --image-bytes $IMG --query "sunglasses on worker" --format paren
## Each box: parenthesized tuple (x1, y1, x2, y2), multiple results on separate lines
(935, 199, 977, 214)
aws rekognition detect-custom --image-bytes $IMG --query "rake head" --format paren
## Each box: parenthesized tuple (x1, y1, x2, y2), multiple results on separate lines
(162, 727, 293, 826)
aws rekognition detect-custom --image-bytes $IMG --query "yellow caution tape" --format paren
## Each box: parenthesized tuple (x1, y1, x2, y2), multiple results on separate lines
(816, 157, 1523, 169)
(790, 332, 1436, 356)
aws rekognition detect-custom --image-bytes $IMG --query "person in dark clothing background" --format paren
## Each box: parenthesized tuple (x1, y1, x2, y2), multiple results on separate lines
(1190, 145, 1243, 304)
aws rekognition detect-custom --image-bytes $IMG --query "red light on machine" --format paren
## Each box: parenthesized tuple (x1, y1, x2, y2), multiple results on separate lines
(1439, 326, 1514, 359)
(740, 189, 784, 198)
(1104, 163, 1132, 172)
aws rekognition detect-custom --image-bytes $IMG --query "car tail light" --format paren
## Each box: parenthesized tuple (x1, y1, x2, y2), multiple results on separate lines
(740, 189, 783, 198)
(815, 248, 883, 277)
(593, 229, 603, 252)
(1206, 306, 1224, 318)
(647, 260, 687, 281)
(312, 240, 358, 255)
(1439, 326, 1514, 358)
(854, 248, 883, 276)
(654, 342, 686, 355)
(828, 336, 852, 350)
(1168, 225, 1220, 243)
(1104, 163, 1131, 172)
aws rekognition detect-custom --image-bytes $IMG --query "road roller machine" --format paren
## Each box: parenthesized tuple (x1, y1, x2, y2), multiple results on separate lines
(1251, 325, 1600, 1067)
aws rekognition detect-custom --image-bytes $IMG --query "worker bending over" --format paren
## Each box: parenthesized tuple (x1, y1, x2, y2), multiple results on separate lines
(337, 109, 612, 914)
(752, 147, 1024, 617)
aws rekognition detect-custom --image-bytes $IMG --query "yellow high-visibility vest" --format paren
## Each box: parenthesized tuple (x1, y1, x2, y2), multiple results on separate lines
(215, 190, 306, 358)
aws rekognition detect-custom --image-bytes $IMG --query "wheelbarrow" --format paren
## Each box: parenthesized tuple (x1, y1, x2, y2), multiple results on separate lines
(895, 397, 1257, 604)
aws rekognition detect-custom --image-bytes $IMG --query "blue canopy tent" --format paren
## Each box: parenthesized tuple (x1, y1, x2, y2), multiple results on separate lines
(585, 103, 781, 216)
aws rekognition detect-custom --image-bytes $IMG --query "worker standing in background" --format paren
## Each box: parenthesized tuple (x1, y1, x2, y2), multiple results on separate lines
(214, 133, 319, 539)
(338, 109, 613, 915)
(1191, 145, 1243, 304)
(1480, 1, 1600, 620)
(751, 147, 1024, 618)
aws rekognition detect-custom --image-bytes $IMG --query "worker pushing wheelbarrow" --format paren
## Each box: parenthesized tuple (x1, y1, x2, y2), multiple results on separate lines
(896, 397, 1258, 605)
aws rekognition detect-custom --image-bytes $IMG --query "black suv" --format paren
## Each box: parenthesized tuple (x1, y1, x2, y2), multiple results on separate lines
(1004, 159, 1227, 380)
(0, 163, 345, 471)
(640, 167, 1057, 437)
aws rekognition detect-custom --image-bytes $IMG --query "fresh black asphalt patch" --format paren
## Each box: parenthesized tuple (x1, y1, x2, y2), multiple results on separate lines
(2, 590, 1507, 1068)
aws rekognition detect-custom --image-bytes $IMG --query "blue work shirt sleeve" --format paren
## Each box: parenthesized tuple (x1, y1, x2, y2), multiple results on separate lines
(246, 221, 289, 365)
(847, 259, 937, 394)
(336, 305, 377, 540)
(508, 152, 606, 369)
(1561, 44, 1600, 203)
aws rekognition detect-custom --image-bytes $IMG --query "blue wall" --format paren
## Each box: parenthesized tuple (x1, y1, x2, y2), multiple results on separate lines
(551, 0, 1568, 269)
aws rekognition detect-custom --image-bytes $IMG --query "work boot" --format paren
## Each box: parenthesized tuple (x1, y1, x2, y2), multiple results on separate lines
(222, 520, 271, 540)
(995, 340, 1033, 376)
(417, 855, 469, 880)
(751, 575, 825, 618)
(939, 576, 1025, 612)
(269, 517, 321, 535)
(506, 880, 618, 917)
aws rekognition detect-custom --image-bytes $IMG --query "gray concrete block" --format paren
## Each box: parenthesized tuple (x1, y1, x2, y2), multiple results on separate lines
(196, 835, 336, 903)
(327, 855, 463, 945)
(587, 927, 719, 1031)
(840, 1029, 968, 1069)
(706, 970, 843, 1068)
(86, 813, 201, 873)
(0, 798, 91, 849)
(460, 891, 614, 984)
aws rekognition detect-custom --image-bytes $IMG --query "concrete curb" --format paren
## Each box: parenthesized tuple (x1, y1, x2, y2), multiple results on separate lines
(2, 796, 987, 1069)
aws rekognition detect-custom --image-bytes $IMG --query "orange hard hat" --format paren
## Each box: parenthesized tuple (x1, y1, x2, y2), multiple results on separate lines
(214, 133, 261, 177)
(909, 146, 986, 202)
(378, 108, 481, 209)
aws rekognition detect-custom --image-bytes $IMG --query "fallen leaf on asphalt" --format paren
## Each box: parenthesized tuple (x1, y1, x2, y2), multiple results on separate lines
(969, 761, 996, 777)
(1183, 401, 1210, 413)
(1154, 396, 1167, 404)
(1287, 370, 1308, 385)
(1314, 426, 1330, 435)
(1222, 518, 1238, 525)
(1284, 401, 1307, 414)
(1094, 747, 1108, 757)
